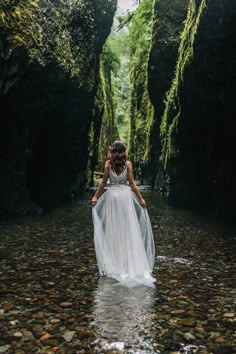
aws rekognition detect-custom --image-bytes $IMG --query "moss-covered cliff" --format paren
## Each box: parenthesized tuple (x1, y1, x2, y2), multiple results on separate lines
(88, 43, 119, 184)
(0, 0, 117, 215)
(128, 0, 154, 182)
(148, 0, 190, 188)
(148, 0, 236, 216)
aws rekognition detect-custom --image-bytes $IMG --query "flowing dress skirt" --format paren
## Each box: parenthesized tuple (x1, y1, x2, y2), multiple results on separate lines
(92, 185, 155, 287)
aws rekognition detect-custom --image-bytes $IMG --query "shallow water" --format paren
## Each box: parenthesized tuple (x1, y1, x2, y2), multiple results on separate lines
(0, 190, 235, 353)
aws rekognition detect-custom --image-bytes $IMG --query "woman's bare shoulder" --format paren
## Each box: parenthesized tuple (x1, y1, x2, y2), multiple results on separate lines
(126, 160, 133, 168)
(105, 160, 111, 168)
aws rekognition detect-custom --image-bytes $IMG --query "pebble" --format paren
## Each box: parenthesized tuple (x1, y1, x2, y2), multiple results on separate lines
(63, 330, 76, 342)
(59, 302, 73, 308)
(13, 332, 23, 338)
(223, 313, 234, 318)
(40, 333, 52, 341)
(215, 336, 226, 343)
(0, 192, 234, 353)
(0, 345, 10, 353)
(182, 332, 196, 340)
(3, 303, 14, 311)
(178, 318, 196, 326)
(32, 312, 45, 319)
(210, 331, 221, 339)
(55, 313, 71, 320)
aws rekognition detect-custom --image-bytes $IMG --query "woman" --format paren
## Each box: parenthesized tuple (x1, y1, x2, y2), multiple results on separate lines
(91, 140, 155, 287)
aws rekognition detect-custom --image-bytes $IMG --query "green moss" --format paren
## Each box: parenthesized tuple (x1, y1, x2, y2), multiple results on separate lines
(128, 0, 155, 173)
(160, 0, 206, 167)
(89, 45, 119, 174)
(0, 0, 115, 90)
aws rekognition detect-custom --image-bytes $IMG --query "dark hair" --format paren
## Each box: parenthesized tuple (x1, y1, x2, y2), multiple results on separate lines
(109, 140, 127, 175)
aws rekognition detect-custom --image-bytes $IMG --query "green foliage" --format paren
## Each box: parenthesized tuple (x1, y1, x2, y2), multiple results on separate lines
(96, 55, 119, 169)
(160, 0, 206, 167)
(128, 0, 154, 170)
(127, 0, 153, 57)
(101, 41, 120, 74)
(105, 33, 130, 144)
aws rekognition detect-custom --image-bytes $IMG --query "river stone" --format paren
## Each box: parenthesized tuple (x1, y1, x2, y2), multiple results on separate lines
(22, 330, 33, 340)
(179, 318, 195, 326)
(32, 324, 44, 333)
(63, 331, 76, 342)
(0, 345, 10, 353)
(215, 336, 226, 343)
(210, 331, 221, 339)
(50, 319, 61, 324)
(55, 313, 71, 320)
(3, 302, 14, 310)
(40, 333, 52, 341)
(59, 302, 73, 307)
(223, 313, 234, 318)
(32, 312, 44, 319)
(10, 320, 19, 326)
(182, 332, 196, 340)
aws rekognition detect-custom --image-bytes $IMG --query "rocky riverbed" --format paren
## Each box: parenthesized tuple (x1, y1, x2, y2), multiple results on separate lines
(0, 190, 235, 353)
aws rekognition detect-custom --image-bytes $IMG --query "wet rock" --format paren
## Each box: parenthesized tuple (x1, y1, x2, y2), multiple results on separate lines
(50, 319, 61, 324)
(59, 302, 73, 308)
(178, 318, 195, 326)
(223, 313, 234, 318)
(160, 328, 169, 336)
(210, 331, 221, 339)
(40, 333, 52, 341)
(3, 302, 14, 311)
(182, 332, 196, 340)
(55, 313, 71, 320)
(32, 324, 44, 333)
(32, 312, 45, 319)
(63, 331, 76, 342)
(171, 309, 185, 314)
(215, 336, 226, 343)
(22, 330, 34, 341)
(0, 345, 10, 353)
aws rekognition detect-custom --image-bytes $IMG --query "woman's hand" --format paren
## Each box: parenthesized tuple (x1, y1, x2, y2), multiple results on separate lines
(139, 198, 146, 208)
(91, 196, 98, 206)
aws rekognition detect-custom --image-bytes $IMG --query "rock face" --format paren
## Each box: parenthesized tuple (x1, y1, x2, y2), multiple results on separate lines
(148, 0, 236, 216)
(0, 0, 117, 215)
(88, 48, 118, 185)
(148, 0, 189, 188)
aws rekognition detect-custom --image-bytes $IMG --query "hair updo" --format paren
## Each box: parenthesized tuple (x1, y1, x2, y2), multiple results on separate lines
(109, 140, 127, 175)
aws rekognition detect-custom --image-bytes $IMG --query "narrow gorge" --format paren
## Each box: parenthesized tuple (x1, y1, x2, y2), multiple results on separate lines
(0, 0, 236, 219)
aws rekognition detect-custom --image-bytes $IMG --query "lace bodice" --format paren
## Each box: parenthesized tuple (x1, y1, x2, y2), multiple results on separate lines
(109, 165, 128, 185)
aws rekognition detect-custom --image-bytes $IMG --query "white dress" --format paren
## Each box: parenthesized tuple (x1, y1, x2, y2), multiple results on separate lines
(92, 164, 155, 287)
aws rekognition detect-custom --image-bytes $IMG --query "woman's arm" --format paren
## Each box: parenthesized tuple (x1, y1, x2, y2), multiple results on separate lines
(91, 160, 110, 206)
(127, 161, 146, 207)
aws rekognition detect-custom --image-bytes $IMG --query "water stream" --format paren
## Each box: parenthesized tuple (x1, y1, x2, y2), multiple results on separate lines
(0, 190, 235, 353)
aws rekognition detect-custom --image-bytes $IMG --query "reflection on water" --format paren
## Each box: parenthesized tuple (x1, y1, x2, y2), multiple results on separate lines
(92, 277, 158, 351)
(156, 255, 193, 265)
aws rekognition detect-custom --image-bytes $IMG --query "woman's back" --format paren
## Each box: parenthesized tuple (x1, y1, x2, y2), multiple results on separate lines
(109, 162, 128, 185)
